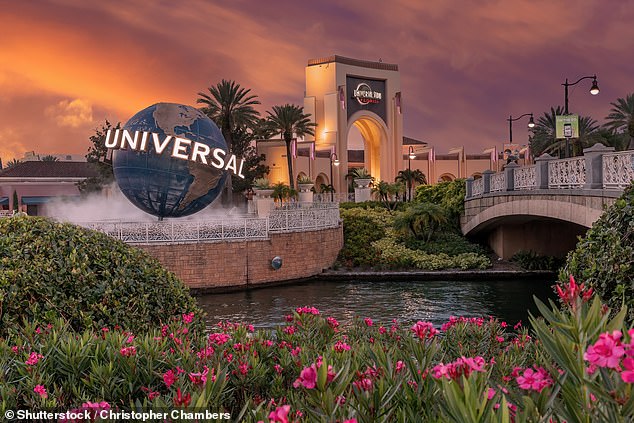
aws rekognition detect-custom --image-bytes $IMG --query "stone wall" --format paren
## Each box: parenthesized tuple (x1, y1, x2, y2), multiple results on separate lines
(137, 226, 343, 292)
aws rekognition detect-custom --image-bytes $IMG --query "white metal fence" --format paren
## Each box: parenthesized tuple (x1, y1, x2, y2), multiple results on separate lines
(603, 151, 634, 189)
(79, 205, 340, 244)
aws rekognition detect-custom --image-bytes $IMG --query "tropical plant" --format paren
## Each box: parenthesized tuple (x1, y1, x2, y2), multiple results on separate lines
(227, 124, 269, 194)
(529, 106, 600, 157)
(372, 180, 405, 210)
(393, 202, 447, 241)
(252, 177, 271, 190)
(350, 167, 372, 180)
(0, 216, 201, 335)
(559, 182, 634, 322)
(40, 155, 59, 162)
(297, 175, 314, 185)
(271, 182, 296, 203)
(414, 179, 466, 231)
(265, 104, 316, 190)
(77, 120, 120, 194)
(338, 207, 393, 266)
(197, 80, 261, 202)
(604, 93, 634, 149)
(396, 169, 427, 201)
(5, 158, 21, 168)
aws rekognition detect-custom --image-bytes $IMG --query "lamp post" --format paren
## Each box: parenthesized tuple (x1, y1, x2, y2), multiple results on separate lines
(507, 113, 535, 143)
(407, 146, 416, 201)
(562, 74, 599, 157)
(329, 153, 339, 202)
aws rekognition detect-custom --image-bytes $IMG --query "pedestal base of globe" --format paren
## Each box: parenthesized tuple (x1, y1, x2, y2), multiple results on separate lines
(355, 187, 372, 203)
(299, 191, 314, 203)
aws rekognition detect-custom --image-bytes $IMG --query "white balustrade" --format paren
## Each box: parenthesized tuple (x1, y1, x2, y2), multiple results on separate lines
(602, 151, 634, 189)
(79, 204, 340, 244)
(548, 157, 586, 189)
(490, 173, 506, 192)
(513, 166, 536, 190)
(472, 178, 484, 196)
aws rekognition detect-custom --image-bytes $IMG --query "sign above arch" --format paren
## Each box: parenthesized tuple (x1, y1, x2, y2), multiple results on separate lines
(346, 76, 387, 124)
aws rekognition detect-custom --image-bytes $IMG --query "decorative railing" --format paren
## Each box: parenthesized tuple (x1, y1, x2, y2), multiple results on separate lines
(472, 178, 484, 196)
(490, 173, 506, 192)
(548, 157, 586, 189)
(314, 193, 356, 203)
(603, 151, 634, 189)
(80, 205, 340, 244)
(514, 166, 536, 190)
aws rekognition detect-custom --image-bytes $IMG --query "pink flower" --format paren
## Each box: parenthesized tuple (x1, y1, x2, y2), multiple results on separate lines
(556, 275, 593, 309)
(487, 387, 496, 400)
(327, 317, 339, 329)
(126, 335, 135, 344)
(396, 360, 406, 373)
(208, 332, 231, 345)
(584, 330, 625, 369)
(364, 317, 373, 326)
(353, 377, 373, 391)
(411, 321, 439, 339)
(163, 369, 177, 388)
(334, 341, 351, 352)
(274, 364, 283, 374)
(11, 346, 19, 354)
(621, 357, 634, 383)
(182, 312, 195, 324)
(268, 405, 291, 423)
(34, 384, 47, 399)
(296, 306, 320, 315)
(432, 356, 486, 380)
(148, 391, 160, 400)
(293, 365, 317, 389)
(284, 325, 297, 335)
(25, 352, 44, 366)
(516, 366, 553, 392)
(120, 346, 136, 357)
(343, 419, 358, 423)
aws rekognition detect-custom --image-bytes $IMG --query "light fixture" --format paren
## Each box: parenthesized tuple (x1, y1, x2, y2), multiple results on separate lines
(590, 78, 600, 95)
(527, 115, 535, 128)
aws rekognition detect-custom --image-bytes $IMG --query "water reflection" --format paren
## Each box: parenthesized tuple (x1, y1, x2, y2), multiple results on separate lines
(196, 279, 556, 329)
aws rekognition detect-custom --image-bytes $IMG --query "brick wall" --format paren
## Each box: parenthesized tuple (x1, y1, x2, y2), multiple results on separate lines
(137, 225, 343, 291)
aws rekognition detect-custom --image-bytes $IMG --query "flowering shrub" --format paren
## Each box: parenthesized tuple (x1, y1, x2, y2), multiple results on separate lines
(1, 277, 634, 421)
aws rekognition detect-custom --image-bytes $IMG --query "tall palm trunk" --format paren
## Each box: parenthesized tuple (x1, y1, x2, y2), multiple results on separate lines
(284, 133, 294, 190)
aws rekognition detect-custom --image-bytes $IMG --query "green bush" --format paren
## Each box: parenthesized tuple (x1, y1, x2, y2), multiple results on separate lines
(511, 250, 563, 271)
(338, 208, 394, 266)
(0, 216, 201, 335)
(339, 201, 406, 211)
(559, 183, 634, 321)
(414, 179, 466, 231)
(405, 232, 487, 256)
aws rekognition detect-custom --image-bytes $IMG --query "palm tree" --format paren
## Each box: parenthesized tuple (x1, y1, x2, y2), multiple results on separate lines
(393, 202, 447, 241)
(266, 104, 316, 190)
(197, 80, 261, 203)
(396, 169, 427, 201)
(604, 93, 634, 149)
(6, 158, 21, 168)
(41, 155, 59, 162)
(529, 106, 600, 157)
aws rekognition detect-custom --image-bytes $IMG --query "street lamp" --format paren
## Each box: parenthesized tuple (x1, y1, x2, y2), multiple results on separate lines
(407, 146, 416, 201)
(507, 113, 535, 143)
(329, 153, 339, 202)
(562, 74, 599, 158)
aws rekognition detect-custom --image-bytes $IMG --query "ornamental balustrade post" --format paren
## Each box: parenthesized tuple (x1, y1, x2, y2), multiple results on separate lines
(534, 153, 556, 189)
(503, 162, 519, 191)
(482, 170, 494, 194)
(582, 143, 614, 190)
(465, 177, 474, 199)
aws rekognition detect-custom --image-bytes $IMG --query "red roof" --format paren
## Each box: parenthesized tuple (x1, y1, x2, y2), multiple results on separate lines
(0, 161, 99, 178)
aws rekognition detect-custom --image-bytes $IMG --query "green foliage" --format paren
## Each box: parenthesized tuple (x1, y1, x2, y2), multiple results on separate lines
(393, 202, 447, 241)
(339, 201, 406, 211)
(511, 250, 564, 271)
(40, 155, 58, 162)
(405, 232, 487, 256)
(414, 179, 466, 231)
(372, 235, 490, 270)
(338, 208, 393, 266)
(372, 180, 405, 210)
(560, 183, 634, 321)
(0, 216, 201, 335)
(77, 120, 120, 194)
(297, 174, 314, 185)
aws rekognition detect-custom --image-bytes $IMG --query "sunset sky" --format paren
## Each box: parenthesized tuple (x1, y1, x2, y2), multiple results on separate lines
(1, 0, 633, 162)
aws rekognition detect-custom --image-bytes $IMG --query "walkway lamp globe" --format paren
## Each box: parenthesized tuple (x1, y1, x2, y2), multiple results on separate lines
(507, 113, 534, 143)
(330, 153, 339, 202)
(590, 78, 600, 96)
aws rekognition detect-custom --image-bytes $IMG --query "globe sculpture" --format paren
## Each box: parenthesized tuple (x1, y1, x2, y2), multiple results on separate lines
(113, 103, 227, 218)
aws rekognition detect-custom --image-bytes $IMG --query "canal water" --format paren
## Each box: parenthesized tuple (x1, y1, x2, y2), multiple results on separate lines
(196, 278, 557, 329)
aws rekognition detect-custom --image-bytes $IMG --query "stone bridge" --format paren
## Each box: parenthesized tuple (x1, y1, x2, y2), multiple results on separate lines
(462, 144, 633, 259)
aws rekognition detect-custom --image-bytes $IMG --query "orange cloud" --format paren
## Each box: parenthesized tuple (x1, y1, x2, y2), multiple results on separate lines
(45, 99, 94, 128)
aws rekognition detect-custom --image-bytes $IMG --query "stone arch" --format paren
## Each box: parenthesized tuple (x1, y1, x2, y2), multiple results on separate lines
(347, 110, 390, 182)
(315, 173, 329, 192)
(472, 172, 482, 180)
(438, 173, 456, 182)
